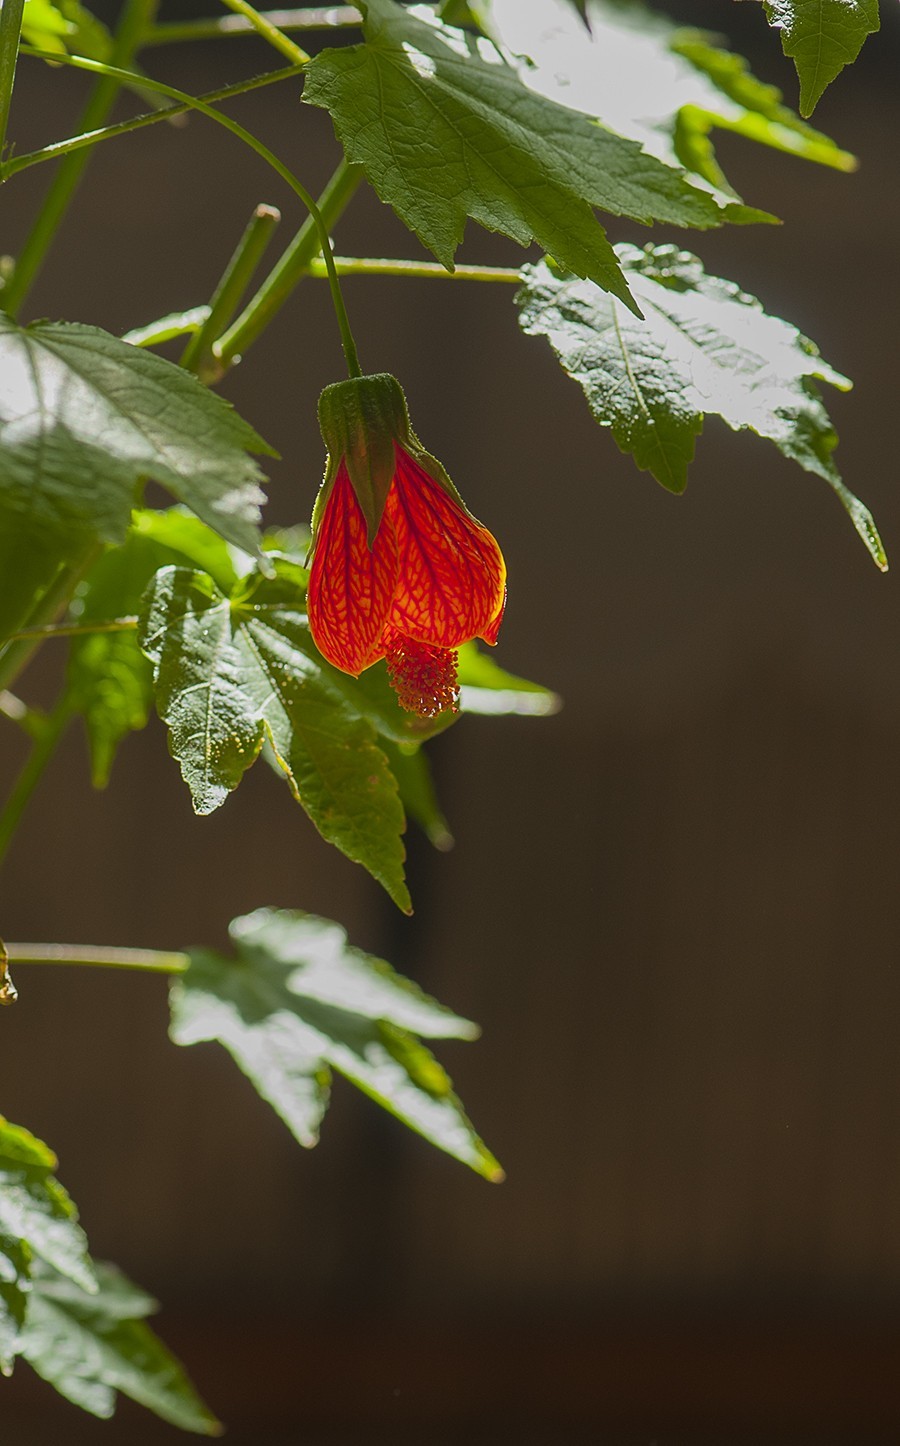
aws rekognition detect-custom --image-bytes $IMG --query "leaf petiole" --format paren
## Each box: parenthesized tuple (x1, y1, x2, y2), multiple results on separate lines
(3, 944, 189, 974)
(310, 256, 522, 283)
(144, 6, 361, 46)
(219, 0, 310, 63)
(5, 617, 139, 643)
(181, 203, 282, 381)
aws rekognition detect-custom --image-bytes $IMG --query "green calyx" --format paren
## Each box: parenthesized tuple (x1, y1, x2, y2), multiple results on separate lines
(315, 372, 412, 547)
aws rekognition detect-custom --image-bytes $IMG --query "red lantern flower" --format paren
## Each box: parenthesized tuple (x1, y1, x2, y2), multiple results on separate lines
(307, 375, 506, 718)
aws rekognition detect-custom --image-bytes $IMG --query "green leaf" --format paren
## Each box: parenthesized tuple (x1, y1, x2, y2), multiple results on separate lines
(0, 1118, 95, 1295)
(457, 642, 561, 717)
(517, 247, 885, 570)
(382, 739, 454, 851)
(68, 510, 242, 787)
(0, 1236, 30, 1376)
(0, 316, 273, 559)
(170, 907, 502, 1179)
(19, 1259, 221, 1434)
(138, 562, 412, 912)
(303, 0, 748, 317)
(21, 0, 71, 51)
(482, 0, 853, 196)
(762, 0, 880, 115)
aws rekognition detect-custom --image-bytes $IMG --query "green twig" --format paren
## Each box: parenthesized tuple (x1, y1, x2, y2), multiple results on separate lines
(2, 64, 305, 181)
(2, 0, 160, 316)
(0, 543, 103, 695)
(0, 0, 25, 170)
(15, 48, 362, 376)
(312, 257, 523, 283)
(4, 943, 189, 974)
(215, 158, 362, 367)
(181, 203, 281, 380)
(0, 690, 46, 736)
(145, 7, 360, 45)
(0, 696, 74, 869)
(219, 0, 310, 62)
(6, 616, 138, 643)
(123, 305, 211, 348)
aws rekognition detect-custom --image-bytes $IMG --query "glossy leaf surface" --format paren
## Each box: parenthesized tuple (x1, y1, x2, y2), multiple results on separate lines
(517, 247, 885, 569)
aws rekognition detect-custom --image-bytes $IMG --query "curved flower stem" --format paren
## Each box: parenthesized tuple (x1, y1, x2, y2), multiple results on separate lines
(312, 257, 522, 283)
(4, 944, 189, 974)
(181, 203, 281, 379)
(2, 0, 159, 317)
(145, 7, 361, 46)
(2, 65, 305, 181)
(215, 158, 362, 368)
(15, 48, 363, 377)
(0, 695, 74, 870)
(219, 0, 310, 62)
(0, 0, 25, 171)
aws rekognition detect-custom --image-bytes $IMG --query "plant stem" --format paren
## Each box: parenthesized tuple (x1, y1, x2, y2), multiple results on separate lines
(216, 158, 362, 367)
(0, 0, 25, 167)
(123, 305, 211, 348)
(15, 49, 363, 376)
(4, 943, 189, 974)
(3, 64, 305, 180)
(0, 542, 103, 695)
(181, 203, 281, 380)
(145, 7, 361, 46)
(219, 0, 310, 62)
(3, 0, 160, 317)
(6, 617, 138, 643)
(310, 256, 522, 283)
(0, 696, 74, 869)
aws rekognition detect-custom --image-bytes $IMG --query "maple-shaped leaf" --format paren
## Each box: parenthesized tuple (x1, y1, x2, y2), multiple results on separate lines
(138, 560, 412, 912)
(170, 907, 503, 1180)
(68, 508, 243, 788)
(0, 316, 273, 560)
(0, 1118, 96, 1298)
(482, 0, 853, 194)
(303, 0, 757, 316)
(517, 247, 885, 570)
(0, 1236, 30, 1375)
(19, 1259, 220, 1434)
(762, 0, 880, 116)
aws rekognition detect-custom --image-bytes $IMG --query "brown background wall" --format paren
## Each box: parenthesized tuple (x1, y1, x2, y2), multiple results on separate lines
(2, 3, 900, 1442)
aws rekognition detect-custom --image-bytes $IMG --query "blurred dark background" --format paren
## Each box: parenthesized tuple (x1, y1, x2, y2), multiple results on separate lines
(3, 1, 900, 1442)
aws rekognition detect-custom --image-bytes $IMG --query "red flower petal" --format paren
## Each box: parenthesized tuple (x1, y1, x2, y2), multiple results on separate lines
(387, 447, 506, 649)
(307, 462, 399, 674)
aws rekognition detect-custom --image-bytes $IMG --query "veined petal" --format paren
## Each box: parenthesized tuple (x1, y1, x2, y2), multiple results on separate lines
(387, 447, 507, 648)
(307, 462, 399, 674)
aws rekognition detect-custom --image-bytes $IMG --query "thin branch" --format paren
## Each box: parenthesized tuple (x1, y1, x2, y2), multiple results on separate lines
(3, 64, 305, 181)
(145, 7, 360, 46)
(0, 0, 25, 171)
(219, 0, 310, 63)
(6, 617, 138, 643)
(2, 0, 160, 316)
(311, 257, 523, 283)
(4, 943, 190, 974)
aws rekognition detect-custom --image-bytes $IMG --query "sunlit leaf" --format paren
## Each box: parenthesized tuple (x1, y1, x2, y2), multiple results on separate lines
(0, 316, 273, 559)
(303, 0, 757, 317)
(762, 0, 880, 115)
(481, 0, 853, 193)
(19, 1260, 220, 1434)
(139, 562, 412, 912)
(0, 1118, 95, 1296)
(517, 247, 885, 569)
(68, 509, 242, 787)
(170, 907, 502, 1179)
